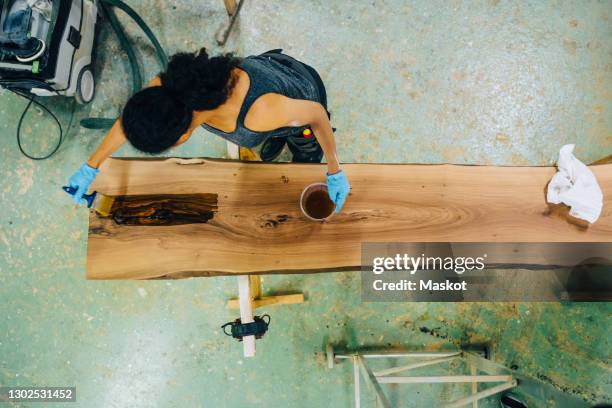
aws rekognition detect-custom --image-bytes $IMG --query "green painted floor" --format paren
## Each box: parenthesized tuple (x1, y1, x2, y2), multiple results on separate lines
(1, 1, 611, 407)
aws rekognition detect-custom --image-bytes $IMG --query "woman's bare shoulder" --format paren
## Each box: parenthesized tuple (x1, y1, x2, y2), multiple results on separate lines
(245, 93, 299, 131)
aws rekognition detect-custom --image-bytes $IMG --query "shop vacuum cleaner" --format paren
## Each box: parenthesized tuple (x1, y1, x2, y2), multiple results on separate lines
(0, 0, 98, 103)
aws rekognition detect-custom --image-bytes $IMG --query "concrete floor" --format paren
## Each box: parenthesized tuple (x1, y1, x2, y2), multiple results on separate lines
(0, 0, 611, 407)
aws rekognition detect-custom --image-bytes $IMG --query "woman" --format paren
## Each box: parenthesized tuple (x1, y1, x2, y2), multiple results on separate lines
(67, 48, 350, 212)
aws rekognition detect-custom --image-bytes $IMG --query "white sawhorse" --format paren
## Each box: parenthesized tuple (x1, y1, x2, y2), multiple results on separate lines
(325, 345, 589, 408)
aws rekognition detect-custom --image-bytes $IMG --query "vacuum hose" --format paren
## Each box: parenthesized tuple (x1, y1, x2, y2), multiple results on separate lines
(80, 0, 168, 129)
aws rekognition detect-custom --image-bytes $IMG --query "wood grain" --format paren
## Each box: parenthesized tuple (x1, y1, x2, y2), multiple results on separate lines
(108, 193, 217, 226)
(87, 158, 612, 279)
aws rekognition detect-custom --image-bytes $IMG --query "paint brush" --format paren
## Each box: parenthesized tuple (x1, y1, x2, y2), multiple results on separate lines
(62, 186, 115, 216)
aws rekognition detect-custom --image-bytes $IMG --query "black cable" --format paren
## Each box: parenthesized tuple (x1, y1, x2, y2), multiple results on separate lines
(1, 0, 168, 157)
(9, 88, 69, 160)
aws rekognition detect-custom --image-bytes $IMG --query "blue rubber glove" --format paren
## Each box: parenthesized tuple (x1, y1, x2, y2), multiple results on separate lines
(327, 170, 350, 213)
(68, 163, 99, 205)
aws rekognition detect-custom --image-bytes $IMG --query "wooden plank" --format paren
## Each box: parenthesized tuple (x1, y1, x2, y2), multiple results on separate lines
(106, 193, 217, 226)
(87, 158, 612, 280)
(249, 275, 261, 299)
(376, 375, 514, 384)
(237, 275, 255, 357)
(591, 155, 612, 165)
(373, 355, 459, 377)
(226, 141, 239, 159)
(222, 0, 237, 15)
(357, 356, 391, 408)
(445, 381, 517, 408)
(471, 364, 478, 408)
(239, 147, 261, 161)
(226, 293, 305, 310)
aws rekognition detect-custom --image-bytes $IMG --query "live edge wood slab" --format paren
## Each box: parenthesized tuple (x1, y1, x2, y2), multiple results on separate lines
(87, 158, 612, 280)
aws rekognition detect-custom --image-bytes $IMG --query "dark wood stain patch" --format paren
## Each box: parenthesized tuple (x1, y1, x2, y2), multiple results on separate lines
(106, 193, 218, 226)
(261, 214, 290, 228)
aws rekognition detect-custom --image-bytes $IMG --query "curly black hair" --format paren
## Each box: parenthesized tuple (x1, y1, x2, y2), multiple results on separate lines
(121, 48, 241, 153)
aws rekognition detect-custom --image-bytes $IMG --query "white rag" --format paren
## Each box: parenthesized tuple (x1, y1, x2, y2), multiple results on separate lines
(546, 144, 603, 224)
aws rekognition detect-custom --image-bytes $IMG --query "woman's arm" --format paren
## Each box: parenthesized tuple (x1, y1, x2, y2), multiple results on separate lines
(67, 118, 126, 204)
(286, 98, 339, 174)
(67, 77, 163, 204)
(86, 119, 126, 168)
(249, 95, 350, 211)
(302, 105, 341, 174)
(87, 76, 162, 168)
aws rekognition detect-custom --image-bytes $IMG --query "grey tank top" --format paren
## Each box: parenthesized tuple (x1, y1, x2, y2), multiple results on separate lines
(201, 54, 320, 148)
